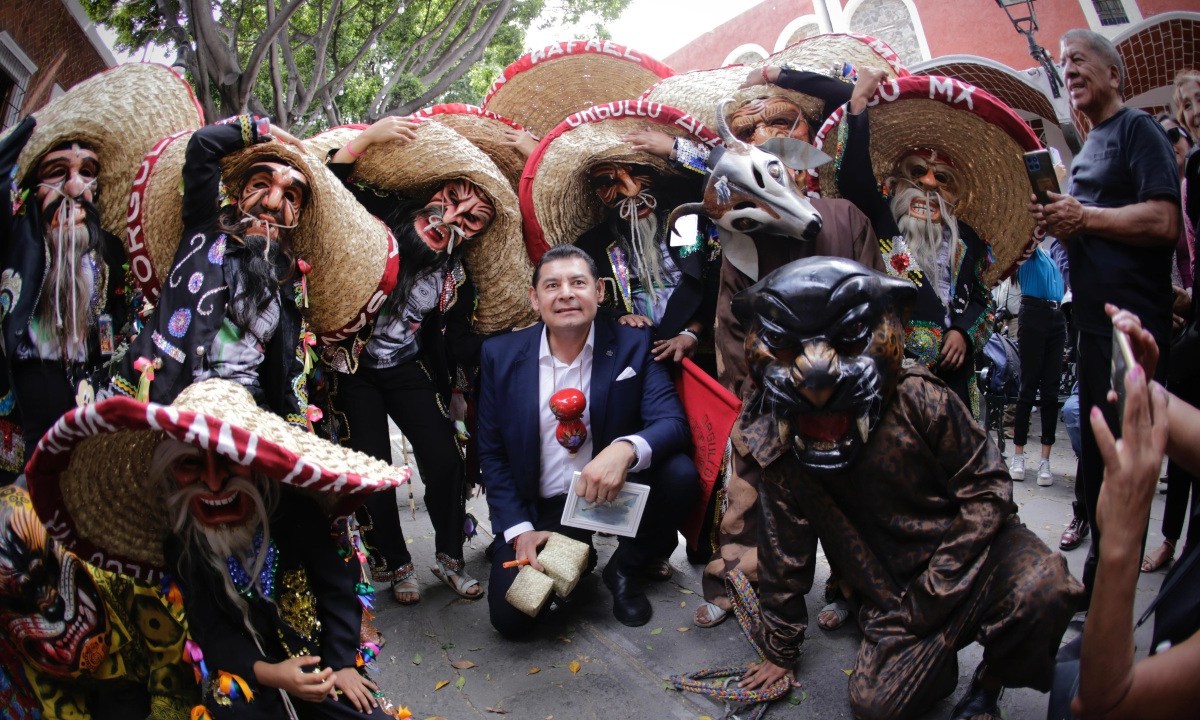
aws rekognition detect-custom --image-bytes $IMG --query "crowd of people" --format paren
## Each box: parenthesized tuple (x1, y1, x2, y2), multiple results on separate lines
(0, 24, 1197, 720)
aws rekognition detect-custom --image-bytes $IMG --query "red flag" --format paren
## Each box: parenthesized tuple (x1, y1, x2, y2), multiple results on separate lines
(673, 358, 741, 552)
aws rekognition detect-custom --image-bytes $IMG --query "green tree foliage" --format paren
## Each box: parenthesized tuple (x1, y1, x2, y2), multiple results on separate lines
(85, 0, 631, 131)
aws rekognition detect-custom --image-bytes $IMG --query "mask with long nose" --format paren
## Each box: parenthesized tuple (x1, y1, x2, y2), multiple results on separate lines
(733, 257, 916, 472)
(669, 99, 825, 241)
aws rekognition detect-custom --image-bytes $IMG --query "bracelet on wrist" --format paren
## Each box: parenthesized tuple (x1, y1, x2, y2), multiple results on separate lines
(678, 329, 700, 342)
(344, 142, 365, 158)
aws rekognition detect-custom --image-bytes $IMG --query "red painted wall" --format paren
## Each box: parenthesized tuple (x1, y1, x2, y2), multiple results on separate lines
(666, 0, 817, 71)
(0, 1, 109, 115)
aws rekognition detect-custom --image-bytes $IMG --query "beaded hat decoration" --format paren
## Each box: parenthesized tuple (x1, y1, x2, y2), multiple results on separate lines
(482, 40, 675, 138)
(24, 379, 409, 584)
(813, 74, 1042, 287)
(8, 63, 204, 236)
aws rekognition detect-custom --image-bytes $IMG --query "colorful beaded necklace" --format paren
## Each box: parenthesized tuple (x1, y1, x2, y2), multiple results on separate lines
(226, 531, 279, 599)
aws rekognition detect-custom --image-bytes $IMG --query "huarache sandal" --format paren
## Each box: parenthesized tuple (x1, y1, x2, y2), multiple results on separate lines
(1141, 539, 1176, 573)
(391, 562, 420, 605)
(431, 552, 484, 600)
(693, 601, 729, 628)
(818, 599, 851, 631)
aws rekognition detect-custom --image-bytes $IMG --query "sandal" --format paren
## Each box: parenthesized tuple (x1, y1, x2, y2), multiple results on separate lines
(693, 601, 729, 628)
(391, 563, 420, 605)
(818, 599, 851, 631)
(431, 552, 484, 600)
(1141, 540, 1176, 573)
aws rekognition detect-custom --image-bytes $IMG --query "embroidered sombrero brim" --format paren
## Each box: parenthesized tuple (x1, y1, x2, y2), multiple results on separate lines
(521, 101, 719, 262)
(411, 104, 530, 192)
(482, 41, 674, 137)
(11, 63, 204, 237)
(127, 128, 398, 343)
(337, 120, 535, 333)
(814, 75, 1041, 286)
(25, 379, 409, 582)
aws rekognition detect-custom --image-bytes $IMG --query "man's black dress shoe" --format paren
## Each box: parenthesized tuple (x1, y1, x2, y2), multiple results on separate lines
(602, 560, 652, 626)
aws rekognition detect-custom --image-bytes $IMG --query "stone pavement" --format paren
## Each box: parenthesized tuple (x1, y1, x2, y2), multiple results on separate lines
(365, 412, 1173, 719)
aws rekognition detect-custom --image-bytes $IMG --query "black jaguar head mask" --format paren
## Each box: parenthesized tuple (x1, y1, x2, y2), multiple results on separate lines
(733, 257, 916, 472)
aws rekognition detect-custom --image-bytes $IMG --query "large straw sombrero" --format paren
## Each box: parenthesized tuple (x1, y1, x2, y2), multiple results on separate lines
(642, 34, 908, 135)
(126, 125, 398, 343)
(813, 75, 1042, 286)
(25, 379, 408, 583)
(521, 101, 720, 261)
(411, 104, 530, 191)
(10, 63, 203, 236)
(309, 121, 535, 333)
(482, 40, 674, 137)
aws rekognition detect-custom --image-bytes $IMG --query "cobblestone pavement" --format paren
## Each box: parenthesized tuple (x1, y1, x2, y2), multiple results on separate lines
(365, 412, 1171, 719)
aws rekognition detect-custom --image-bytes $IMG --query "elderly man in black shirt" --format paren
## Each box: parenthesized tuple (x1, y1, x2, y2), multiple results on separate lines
(1029, 28, 1180, 605)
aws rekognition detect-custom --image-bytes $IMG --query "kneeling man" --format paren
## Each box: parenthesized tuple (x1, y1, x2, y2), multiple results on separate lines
(734, 258, 1081, 720)
(479, 245, 699, 638)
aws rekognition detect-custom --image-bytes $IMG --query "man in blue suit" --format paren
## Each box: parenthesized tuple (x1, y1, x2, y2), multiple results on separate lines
(478, 244, 699, 638)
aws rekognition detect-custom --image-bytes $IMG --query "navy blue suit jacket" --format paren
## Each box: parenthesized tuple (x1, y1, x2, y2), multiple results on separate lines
(478, 316, 690, 537)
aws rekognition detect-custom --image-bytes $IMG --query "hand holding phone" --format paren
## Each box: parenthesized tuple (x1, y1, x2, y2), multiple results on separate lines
(1111, 327, 1137, 431)
(1024, 150, 1060, 205)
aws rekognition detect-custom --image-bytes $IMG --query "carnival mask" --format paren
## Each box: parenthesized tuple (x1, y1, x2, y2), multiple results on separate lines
(168, 447, 258, 529)
(669, 99, 823, 241)
(36, 143, 99, 232)
(588, 162, 657, 220)
(729, 96, 810, 145)
(413, 179, 495, 255)
(887, 149, 961, 223)
(0, 485, 109, 677)
(238, 161, 309, 242)
(733, 257, 915, 472)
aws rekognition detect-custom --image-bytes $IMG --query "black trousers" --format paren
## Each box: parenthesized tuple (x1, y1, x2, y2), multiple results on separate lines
(334, 361, 465, 577)
(487, 451, 699, 639)
(11, 359, 76, 455)
(1163, 373, 1200, 545)
(1012, 302, 1067, 447)
(1077, 329, 1168, 601)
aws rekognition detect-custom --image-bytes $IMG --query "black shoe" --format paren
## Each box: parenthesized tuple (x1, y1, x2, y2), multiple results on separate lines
(602, 560, 652, 626)
(1060, 516, 1090, 551)
(950, 664, 1003, 720)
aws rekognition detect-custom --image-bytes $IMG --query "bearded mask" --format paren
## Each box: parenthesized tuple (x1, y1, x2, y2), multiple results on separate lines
(0, 485, 109, 677)
(733, 258, 916, 472)
(728, 96, 810, 145)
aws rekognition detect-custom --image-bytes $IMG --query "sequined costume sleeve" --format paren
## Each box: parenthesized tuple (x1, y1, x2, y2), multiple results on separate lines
(893, 372, 1014, 635)
(947, 222, 995, 354)
(755, 471, 818, 668)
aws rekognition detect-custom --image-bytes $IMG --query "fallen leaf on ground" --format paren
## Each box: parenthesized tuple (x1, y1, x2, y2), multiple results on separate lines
(528, 666, 540, 675)
(434, 680, 450, 691)
(450, 660, 476, 670)
(485, 708, 508, 714)
(842, 668, 853, 676)
(650, 627, 663, 635)
(676, 588, 695, 594)
(680, 601, 687, 608)
(569, 660, 581, 674)
(411, 654, 422, 666)
(455, 676, 466, 690)
(556, 636, 572, 643)
(645, 645, 653, 650)
(677, 627, 689, 632)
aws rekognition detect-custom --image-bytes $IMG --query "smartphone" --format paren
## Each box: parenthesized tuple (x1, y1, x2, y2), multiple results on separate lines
(1110, 327, 1137, 430)
(1024, 150, 1060, 204)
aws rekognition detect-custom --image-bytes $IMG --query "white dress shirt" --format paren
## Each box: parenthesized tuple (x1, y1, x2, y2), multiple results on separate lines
(502, 323, 652, 543)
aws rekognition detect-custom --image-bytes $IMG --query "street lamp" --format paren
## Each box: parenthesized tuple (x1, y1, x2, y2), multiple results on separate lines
(995, 0, 1064, 98)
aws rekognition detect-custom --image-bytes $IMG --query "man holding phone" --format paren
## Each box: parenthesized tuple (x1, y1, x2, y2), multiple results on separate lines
(1028, 29, 1180, 606)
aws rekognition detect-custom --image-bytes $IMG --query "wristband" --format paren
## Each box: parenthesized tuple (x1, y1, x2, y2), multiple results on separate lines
(678, 329, 700, 342)
(344, 142, 365, 158)
(761, 66, 770, 85)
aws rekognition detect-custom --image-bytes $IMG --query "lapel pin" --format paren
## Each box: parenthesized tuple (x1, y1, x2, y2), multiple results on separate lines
(606, 349, 614, 357)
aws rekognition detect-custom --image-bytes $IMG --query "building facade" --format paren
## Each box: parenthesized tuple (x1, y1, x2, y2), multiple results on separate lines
(0, 0, 115, 131)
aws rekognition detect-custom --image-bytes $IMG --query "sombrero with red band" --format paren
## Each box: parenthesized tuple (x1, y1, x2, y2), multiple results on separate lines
(306, 121, 534, 334)
(126, 124, 399, 343)
(411, 104, 529, 190)
(520, 101, 720, 262)
(482, 40, 675, 138)
(7, 62, 204, 237)
(642, 34, 908, 134)
(813, 74, 1042, 286)
(25, 379, 409, 584)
